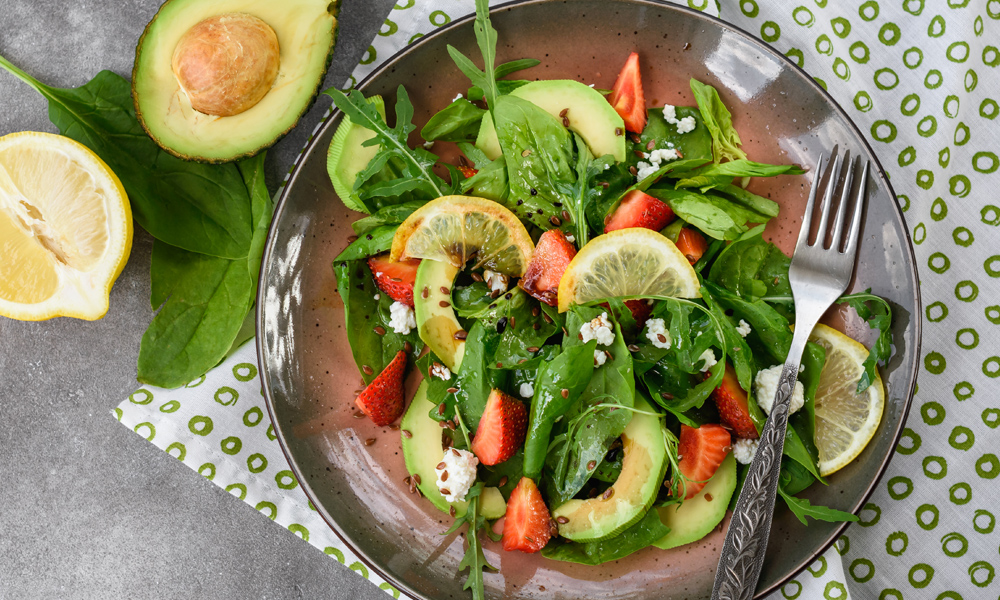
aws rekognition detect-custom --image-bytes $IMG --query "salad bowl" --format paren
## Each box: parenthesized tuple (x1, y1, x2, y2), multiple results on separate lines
(256, 1, 920, 598)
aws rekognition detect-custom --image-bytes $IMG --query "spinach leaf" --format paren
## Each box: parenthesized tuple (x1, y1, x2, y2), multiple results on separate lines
(462, 155, 509, 202)
(334, 260, 422, 384)
(494, 94, 577, 230)
(447, 0, 500, 110)
(239, 152, 274, 295)
(540, 507, 669, 565)
(641, 106, 713, 162)
(645, 187, 749, 240)
(714, 184, 782, 220)
(468, 80, 532, 100)
(453, 282, 495, 318)
(0, 57, 254, 259)
(779, 458, 817, 496)
(325, 85, 450, 200)
(476, 288, 560, 370)
(836, 292, 893, 393)
(350, 201, 423, 236)
(689, 78, 746, 164)
(457, 142, 493, 169)
(700, 284, 754, 392)
(584, 160, 635, 235)
(479, 450, 523, 499)
(445, 483, 497, 600)
(421, 98, 487, 143)
(778, 488, 859, 525)
(428, 320, 506, 431)
(547, 308, 635, 506)
(333, 225, 395, 262)
(673, 160, 804, 190)
(138, 243, 252, 388)
(702, 281, 791, 365)
(709, 226, 791, 301)
(782, 342, 827, 482)
(523, 344, 597, 479)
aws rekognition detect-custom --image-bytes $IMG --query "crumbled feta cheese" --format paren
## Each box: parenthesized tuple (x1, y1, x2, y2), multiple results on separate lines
(754, 364, 805, 415)
(698, 349, 718, 372)
(452, 92, 464, 102)
(435, 448, 479, 503)
(579, 312, 615, 346)
(519, 381, 534, 398)
(422, 140, 435, 150)
(594, 349, 607, 367)
(565, 234, 575, 243)
(732, 438, 760, 465)
(662, 104, 677, 123)
(635, 147, 680, 181)
(735, 319, 751, 338)
(388, 301, 416, 335)
(483, 269, 508, 294)
(588, 83, 595, 88)
(430, 362, 452, 381)
(636, 161, 660, 181)
(648, 148, 680, 163)
(676, 116, 697, 134)
(373, 293, 380, 301)
(645, 318, 672, 349)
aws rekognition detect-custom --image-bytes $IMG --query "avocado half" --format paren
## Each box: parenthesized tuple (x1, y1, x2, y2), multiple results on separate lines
(132, 0, 340, 162)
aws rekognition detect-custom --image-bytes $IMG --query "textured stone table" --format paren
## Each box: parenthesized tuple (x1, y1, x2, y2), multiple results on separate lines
(0, 1, 395, 597)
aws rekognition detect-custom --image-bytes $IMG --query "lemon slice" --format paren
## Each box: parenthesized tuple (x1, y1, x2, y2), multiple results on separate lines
(556, 227, 700, 312)
(0, 131, 132, 321)
(809, 323, 885, 476)
(390, 195, 534, 276)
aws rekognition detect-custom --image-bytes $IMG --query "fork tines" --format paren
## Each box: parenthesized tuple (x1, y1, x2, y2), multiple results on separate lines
(797, 146, 870, 255)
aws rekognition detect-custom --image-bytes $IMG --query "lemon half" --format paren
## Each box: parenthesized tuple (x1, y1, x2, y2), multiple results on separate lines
(0, 132, 132, 321)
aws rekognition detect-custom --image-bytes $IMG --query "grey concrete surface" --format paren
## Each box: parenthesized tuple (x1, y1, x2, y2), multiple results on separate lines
(0, 0, 397, 598)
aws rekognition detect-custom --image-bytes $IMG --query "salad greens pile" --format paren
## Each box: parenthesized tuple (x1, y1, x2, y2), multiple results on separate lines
(0, 55, 272, 389)
(322, 2, 894, 597)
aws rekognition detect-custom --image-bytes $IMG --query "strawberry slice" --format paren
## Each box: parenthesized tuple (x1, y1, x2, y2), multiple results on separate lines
(519, 229, 577, 307)
(502, 477, 554, 553)
(471, 389, 528, 466)
(624, 299, 652, 329)
(354, 350, 407, 426)
(676, 423, 732, 499)
(604, 190, 675, 233)
(675, 227, 707, 264)
(713, 363, 759, 439)
(367, 253, 421, 307)
(608, 52, 647, 134)
(457, 164, 478, 178)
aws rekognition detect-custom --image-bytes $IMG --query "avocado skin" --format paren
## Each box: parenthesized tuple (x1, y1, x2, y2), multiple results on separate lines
(131, 0, 343, 163)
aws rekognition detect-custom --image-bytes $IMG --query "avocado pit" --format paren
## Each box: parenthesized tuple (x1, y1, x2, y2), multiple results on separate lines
(171, 12, 280, 117)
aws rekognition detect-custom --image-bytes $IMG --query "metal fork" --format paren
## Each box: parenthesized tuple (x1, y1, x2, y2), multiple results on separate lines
(711, 148, 870, 600)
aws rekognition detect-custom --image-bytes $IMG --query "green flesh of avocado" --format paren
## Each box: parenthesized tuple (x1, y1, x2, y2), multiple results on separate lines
(414, 259, 466, 371)
(327, 95, 384, 214)
(400, 381, 505, 519)
(475, 80, 626, 162)
(654, 452, 737, 550)
(551, 393, 667, 543)
(132, 0, 340, 162)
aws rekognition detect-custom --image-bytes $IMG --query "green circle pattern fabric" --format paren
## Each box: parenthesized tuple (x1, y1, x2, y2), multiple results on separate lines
(115, 1, 1000, 599)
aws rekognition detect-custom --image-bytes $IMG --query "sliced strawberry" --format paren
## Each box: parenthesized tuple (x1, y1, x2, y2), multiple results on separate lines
(367, 253, 421, 307)
(676, 423, 732, 499)
(624, 299, 652, 329)
(713, 363, 759, 439)
(519, 229, 577, 307)
(675, 227, 707, 264)
(608, 52, 647, 134)
(471, 389, 528, 465)
(502, 477, 554, 553)
(457, 164, 478, 179)
(354, 350, 407, 426)
(604, 190, 675, 233)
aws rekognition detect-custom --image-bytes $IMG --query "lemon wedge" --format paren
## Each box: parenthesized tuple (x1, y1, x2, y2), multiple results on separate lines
(390, 195, 534, 276)
(556, 227, 700, 312)
(0, 131, 132, 321)
(809, 323, 885, 476)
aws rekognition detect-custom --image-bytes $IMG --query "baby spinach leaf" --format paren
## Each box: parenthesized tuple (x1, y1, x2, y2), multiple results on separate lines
(713, 184, 781, 219)
(778, 488, 859, 525)
(702, 281, 791, 365)
(350, 201, 423, 236)
(645, 187, 748, 240)
(540, 507, 669, 565)
(421, 98, 487, 143)
(779, 457, 817, 496)
(584, 159, 635, 235)
(783, 342, 827, 481)
(334, 226, 395, 262)
(476, 288, 560, 370)
(457, 142, 492, 169)
(138, 243, 253, 388)
(836, 292, 893, 393)
(673, 160, 804, 190)
(641, 106, 713, 162)
(479, 450, 523, 499)
(689, 78, 746, 164)
(239, 152, 274, 294)
(428, 321, 506, 431)
(453, 282, 495, 318)
(700, 284, 754, 392)
(523, 343, 596, 479)
(709, 227, 791, 301)
(462, 155, 509, 202)
(334, 260, 422, 384)
(0, 57, 254, 259)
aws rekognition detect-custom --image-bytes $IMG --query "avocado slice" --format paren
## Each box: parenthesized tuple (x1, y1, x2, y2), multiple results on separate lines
(551, 393, 667, 543)
(654, 452, 737, 550)
(476, 80, 626, 162)
(327, 95, 384, 214)
(401, 381, 506, 519)
(413, 259, 466, 371)
(133, 0, 340, 162)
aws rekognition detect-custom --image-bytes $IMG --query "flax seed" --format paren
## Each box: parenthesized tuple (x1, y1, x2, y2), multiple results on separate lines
(401, 429, 412, 439)
(409, 483, 417, 494)
(374, 326, 386, 336)
(404, 341, 413, 353)
(499, 476, 508, 487)
(559, 108, 569, 118)
(353, 411, 366, 419)
(601, 488, 615, 501)
(646, 139, 656, 151)
(421, 287, 429, 299)
(561, 210, 571, 223)
(413, 474, 421, 485)
(362, 365, 374, 375)
(447, 387, 459, 394)
(543, 312, 553, 323)
(439, 286, 450, 295)
(347, 235, 358, 242)
(450, 506, 457, 517)
(629, 165, 638, 176)
(438, 402, 446, 415)
(440, 488, 451, 496)
(562, 116, 570, 127)
(657, 334, 667, 343)
(521, 149, 532, 157)
(533, 322, 540, 330)
(587, 460, 597, 470)
(439, 300, 450, 308)
(705, 493, 714, 502)
(509, 316, 516, 329)
(615, 127, 624, 136)
(439, 421, 448, 428)
(441, 471, 449, 482)
(365, 438, 376, 446)
(403, 476, 411, 485)
(549, 215, 561, 227)
(436, 461, 447, 470)
(557, 516, 569, 524)
(454, 330, 468, 340)
(527, 346, 539, 353)
(471, 271, 484, 282)
(452, 448, 461, 457)
(561, 388, 569, 399)
(627, 344, 640, 352)
(661, 392, 674, 400)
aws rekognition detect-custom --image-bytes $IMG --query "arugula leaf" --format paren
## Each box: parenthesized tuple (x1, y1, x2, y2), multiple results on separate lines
(447, 0, 501, 110)
(700, 284, 754, 391)
(702, 281, 791, 365)
(778, 488, 859, 525)
(689, 78, 747, 164)
(445, 483, 497, 600)
(325, 86, 448, 199)
(522, 344, 597, 479)
(466, 59, 540, 102)
(783, 342, 827, 482)
(540, 507, 670, 565)
(836, 292, 893, 393)
(421, 98, 487, 142)
(0, 57, 254, 259)
(494, 58, 541, 79)
(552, 134, 605, 247)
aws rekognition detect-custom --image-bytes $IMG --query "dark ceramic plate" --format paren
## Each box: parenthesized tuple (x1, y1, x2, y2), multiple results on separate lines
(256, 1, 920, 598)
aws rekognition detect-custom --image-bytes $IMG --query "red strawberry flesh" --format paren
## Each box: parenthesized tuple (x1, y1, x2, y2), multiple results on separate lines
(471, 389, 528, 466)
(608, 52, 647, 134)
(604, 190, 675, 233)
(676, 423, 732, 499)
(712, 363, 759, 439)
(519, 229, 577, 307)
(675, 227, 707, 264)
(501, 477, 553, 553)
(367, 253, 420, 307)
(354, 350, 407, 426)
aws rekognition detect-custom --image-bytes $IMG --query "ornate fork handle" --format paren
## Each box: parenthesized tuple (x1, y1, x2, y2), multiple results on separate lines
(711, 360, 802, 600)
